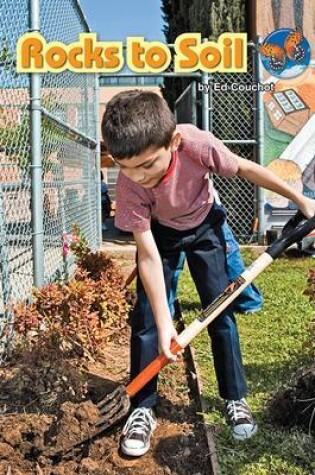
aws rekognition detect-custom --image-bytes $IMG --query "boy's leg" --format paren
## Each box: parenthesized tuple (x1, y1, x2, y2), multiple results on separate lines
(168, 251, 185, 317)
(222, 221, 263, 314)
(185, 223, 247, 401)
(130, 251, 183, 409)
(184, 208, 257, 439)
(166, 223, 263, 317)
(121, 251, 182, 456)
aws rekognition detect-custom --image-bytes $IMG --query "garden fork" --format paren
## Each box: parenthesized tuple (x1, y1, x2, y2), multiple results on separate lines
(53, 211, 315, 459)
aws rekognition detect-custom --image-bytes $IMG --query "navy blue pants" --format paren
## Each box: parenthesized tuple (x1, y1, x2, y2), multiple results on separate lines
(130, 203, 248, 408)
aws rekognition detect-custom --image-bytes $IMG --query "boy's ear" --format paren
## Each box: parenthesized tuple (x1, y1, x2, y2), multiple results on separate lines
(170, 132, 181, 152)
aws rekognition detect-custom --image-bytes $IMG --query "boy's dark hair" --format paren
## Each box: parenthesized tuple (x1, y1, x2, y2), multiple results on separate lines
(101, 90, 176, 159)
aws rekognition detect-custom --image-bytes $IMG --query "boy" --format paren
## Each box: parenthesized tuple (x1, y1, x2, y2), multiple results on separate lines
(102, 90, 315, 457)
(165, 188, 263, 317)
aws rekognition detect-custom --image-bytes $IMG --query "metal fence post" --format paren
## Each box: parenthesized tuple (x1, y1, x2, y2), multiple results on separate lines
(255, 38, 265, 245)
(201, 39, 209, 131)
(0, 188, 12, 354)
(191, 81, 197, 126)
(30, 0, 44, 286)
(95, 74, 102, 247)
(0, 191, 11, 308)
(201, 80, 209, 131)
(201, 71, 209, 131)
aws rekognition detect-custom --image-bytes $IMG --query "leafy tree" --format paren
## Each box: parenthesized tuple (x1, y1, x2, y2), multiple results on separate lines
(210, 0, 246, 39)
(161, 0, 247, 108)
(161, 0, 246, 42)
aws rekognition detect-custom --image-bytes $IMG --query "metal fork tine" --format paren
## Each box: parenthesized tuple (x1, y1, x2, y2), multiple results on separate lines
(97, 385, 124, 410)
(98, 393, 122, 414)
(49, 426, 104, 461)
(47, 386, 130, 461)
(98, 390, 125, 416)
(96, 402, 131, 432)
(96, 398, 126, 426)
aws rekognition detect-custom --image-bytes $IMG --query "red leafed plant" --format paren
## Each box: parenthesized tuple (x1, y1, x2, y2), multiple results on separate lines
(7, 228, 131, 411)
(12, 252, 129, 358)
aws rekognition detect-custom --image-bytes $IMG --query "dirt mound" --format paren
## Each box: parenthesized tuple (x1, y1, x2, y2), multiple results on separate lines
(0, 401, 108, 474)
(268, 363, 315, 433)
(0, 328, 209, 474)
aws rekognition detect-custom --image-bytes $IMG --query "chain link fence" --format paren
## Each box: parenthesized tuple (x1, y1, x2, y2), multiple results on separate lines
(175, 45, 259, 242)
(0, 0, 100, 354)
(211, 45, 257, 242)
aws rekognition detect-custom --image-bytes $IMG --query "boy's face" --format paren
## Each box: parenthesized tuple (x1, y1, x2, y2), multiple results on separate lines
(113, 132, 181, 189)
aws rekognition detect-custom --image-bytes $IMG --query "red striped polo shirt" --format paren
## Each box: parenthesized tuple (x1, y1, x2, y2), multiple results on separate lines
(114, 124, 239, 232)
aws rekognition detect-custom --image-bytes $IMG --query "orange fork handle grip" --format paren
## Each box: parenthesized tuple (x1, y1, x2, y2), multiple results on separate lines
(125, 340, 183, 398)
(124, 265, 138, 289)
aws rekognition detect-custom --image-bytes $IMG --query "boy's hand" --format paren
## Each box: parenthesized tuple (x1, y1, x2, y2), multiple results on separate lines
(158, 321, 180, 362)
(298, 197, 315, 219)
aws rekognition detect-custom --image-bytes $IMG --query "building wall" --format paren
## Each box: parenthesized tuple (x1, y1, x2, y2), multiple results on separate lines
(257, 0, 315, 57)
(256, 0, 315, 229)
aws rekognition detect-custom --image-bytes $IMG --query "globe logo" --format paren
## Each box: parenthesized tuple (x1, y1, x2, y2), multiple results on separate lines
(258, 27, 311, 79)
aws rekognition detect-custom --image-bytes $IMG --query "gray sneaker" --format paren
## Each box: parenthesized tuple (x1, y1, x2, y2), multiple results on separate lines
(120, 407, 157, 456)
(226, 398, 258, 440)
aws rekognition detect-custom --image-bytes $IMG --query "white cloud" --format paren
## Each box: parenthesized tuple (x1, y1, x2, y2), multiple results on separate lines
(279, 64, 306, 78)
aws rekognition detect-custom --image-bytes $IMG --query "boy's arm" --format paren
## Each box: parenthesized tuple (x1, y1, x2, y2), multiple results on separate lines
(237, 158, 315, 218)
(133, 229, 179, 361)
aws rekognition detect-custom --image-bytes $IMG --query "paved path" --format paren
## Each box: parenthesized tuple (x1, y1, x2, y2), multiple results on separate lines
(101, 217, 136, 256)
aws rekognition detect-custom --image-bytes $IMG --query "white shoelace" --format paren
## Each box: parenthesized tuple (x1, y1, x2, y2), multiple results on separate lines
(226, 398, 252, 423)
(122, 408, 156, 438)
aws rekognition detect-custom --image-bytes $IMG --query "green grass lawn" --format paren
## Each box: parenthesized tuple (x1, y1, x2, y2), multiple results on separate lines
(178, 249, 315, 475)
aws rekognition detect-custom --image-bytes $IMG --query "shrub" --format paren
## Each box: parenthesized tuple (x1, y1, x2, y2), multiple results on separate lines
(9, 223, 131, 410)
(12, 254, 130, 358)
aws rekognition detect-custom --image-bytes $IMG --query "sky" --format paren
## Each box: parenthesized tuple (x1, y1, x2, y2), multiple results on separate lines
(78, 0, 165, 41)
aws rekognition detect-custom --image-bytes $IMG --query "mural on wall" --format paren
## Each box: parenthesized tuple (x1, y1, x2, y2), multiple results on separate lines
(257, 0, 315, 211)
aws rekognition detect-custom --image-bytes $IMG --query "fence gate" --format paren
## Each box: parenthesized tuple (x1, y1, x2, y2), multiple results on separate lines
(175, 44, 261, 243)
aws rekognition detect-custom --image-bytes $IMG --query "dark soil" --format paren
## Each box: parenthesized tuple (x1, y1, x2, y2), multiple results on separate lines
(0, 326, 210, 474)
(268, 268, 315, 434)
(268, 363, 315, 433)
